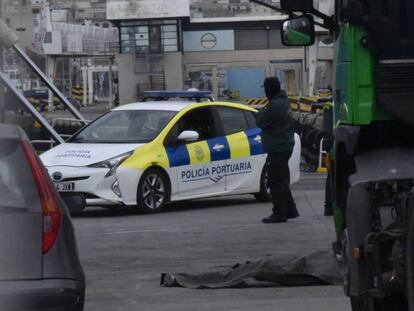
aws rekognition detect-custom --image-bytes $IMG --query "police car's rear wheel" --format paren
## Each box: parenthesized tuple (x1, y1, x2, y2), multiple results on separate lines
(254, 165, 272, 202)
(137, 169, 169, 213)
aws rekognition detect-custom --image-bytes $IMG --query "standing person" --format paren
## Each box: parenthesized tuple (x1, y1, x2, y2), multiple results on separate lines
(257, 77, 299, 223)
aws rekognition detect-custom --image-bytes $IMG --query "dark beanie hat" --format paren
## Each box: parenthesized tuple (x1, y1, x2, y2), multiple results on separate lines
(263, 77, 281, 99)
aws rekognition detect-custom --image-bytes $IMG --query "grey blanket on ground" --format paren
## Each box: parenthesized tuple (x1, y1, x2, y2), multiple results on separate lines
(160, 250, 342, 289)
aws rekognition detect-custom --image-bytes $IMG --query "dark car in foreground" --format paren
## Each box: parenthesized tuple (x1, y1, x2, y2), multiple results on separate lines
(0, 124, 85, 310)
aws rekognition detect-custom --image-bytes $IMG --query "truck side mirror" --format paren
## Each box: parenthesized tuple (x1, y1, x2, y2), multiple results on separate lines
(281, 15, 315, 46)
(280, 0, 314, 12)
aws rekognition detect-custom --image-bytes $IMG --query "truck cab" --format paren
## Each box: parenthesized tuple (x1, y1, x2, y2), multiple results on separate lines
(278, 0, 414, 310)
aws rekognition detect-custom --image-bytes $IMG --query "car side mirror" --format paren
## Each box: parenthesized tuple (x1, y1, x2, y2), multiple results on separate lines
(177, 130, 199, 142)
(281, 15, 315, 46)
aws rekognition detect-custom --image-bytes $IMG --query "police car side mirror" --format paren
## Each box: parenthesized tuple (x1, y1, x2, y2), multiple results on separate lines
(178, 130, 199, 142)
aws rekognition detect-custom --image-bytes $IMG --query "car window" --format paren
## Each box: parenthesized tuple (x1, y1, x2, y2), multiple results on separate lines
(70, 110, 177, 144)
(0, 139, 40, 211)
(216, 107, 249, 135)
(164, 107, 216, 147)
(244, 111, 257, 128)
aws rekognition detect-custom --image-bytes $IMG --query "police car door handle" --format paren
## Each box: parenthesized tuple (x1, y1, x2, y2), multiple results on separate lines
(254, 135, 262, 143)
(213, 144, 225, 151)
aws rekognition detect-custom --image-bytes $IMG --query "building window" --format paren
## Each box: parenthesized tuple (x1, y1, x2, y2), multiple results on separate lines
(149, 26, 161, 53)
(216, 107, 249, 135)
(135, 26, 149, 52)
(234, 28, 290, 50)
(162, 25, 178, 52)
(119, 20, 178, 54)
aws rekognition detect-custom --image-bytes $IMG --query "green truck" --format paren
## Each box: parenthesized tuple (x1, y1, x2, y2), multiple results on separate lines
(277, 0, 414, 310)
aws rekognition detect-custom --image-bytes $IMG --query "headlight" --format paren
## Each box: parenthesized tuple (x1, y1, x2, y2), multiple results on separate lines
(88, 151, 133, 177)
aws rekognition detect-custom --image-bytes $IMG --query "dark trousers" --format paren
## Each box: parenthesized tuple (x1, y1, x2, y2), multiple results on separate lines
(324, 167, 333, 215)
(267, 150, 296, 215)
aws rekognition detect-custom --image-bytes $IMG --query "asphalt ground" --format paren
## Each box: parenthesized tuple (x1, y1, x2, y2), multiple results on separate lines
(71, 173, 352, 311)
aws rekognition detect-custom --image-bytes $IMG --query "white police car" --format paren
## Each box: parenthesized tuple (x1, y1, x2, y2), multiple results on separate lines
(40, 91, 301, 213)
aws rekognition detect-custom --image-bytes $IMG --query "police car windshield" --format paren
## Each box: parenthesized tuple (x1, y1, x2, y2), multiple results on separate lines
(70, 110, 177, 144)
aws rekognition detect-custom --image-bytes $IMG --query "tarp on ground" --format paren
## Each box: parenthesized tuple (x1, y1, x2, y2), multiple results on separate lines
(160, 250, 342, 289)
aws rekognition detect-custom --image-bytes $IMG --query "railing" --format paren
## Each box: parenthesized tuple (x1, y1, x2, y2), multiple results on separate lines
(49, 22, 119, 55)
(52, 118, 91, 139)
(81, 40, 119, 55)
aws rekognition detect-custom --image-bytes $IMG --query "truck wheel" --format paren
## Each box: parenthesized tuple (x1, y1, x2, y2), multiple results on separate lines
(136, 168, 170, 213)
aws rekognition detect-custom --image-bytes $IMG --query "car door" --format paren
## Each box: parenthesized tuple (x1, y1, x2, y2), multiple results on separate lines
(215, 106, 266, 192)
(164, 106, 227, 198)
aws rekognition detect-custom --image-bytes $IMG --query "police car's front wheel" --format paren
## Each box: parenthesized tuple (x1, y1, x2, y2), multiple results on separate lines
(137, 168, 169, 213)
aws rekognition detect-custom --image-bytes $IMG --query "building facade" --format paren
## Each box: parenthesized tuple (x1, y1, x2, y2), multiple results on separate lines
(108, 0, 333, 104)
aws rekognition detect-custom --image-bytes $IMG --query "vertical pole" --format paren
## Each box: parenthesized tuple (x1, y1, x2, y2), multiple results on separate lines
(307, 42, 318, 96)
(87, 60, 93, 106)
(303, 47, 308, 96)
(266, 26, 270, 49)
(108, 56, 113, 108)
(68, 58, 73, 98)
(46, 55, 54, 110)
(82, 66, 87, 107)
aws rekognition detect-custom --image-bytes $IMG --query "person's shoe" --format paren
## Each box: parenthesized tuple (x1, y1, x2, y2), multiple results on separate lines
(287, 206, 299, 219)
(262, 214, 287, 223)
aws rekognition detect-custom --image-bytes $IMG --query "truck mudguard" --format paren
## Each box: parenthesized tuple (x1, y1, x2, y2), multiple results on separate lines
(347, 148, 414, 295)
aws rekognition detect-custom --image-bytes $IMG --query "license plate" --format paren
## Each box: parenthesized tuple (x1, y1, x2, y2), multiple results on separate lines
(54, 182, 75, 192)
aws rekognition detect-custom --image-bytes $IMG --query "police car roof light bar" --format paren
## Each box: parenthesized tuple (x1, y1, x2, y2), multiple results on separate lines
(142, 91, 215, 102)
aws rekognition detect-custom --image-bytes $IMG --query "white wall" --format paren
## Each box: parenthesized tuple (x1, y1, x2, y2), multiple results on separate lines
(115, 53, 137, 105)
(164, 53, 184, 90)
(116, 52, 184, 104)
(183, 49, 304, 64)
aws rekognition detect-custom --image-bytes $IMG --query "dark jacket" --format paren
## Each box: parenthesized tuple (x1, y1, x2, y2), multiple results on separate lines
(322, 101, 334, 151)
(256, 91, 295, 153)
